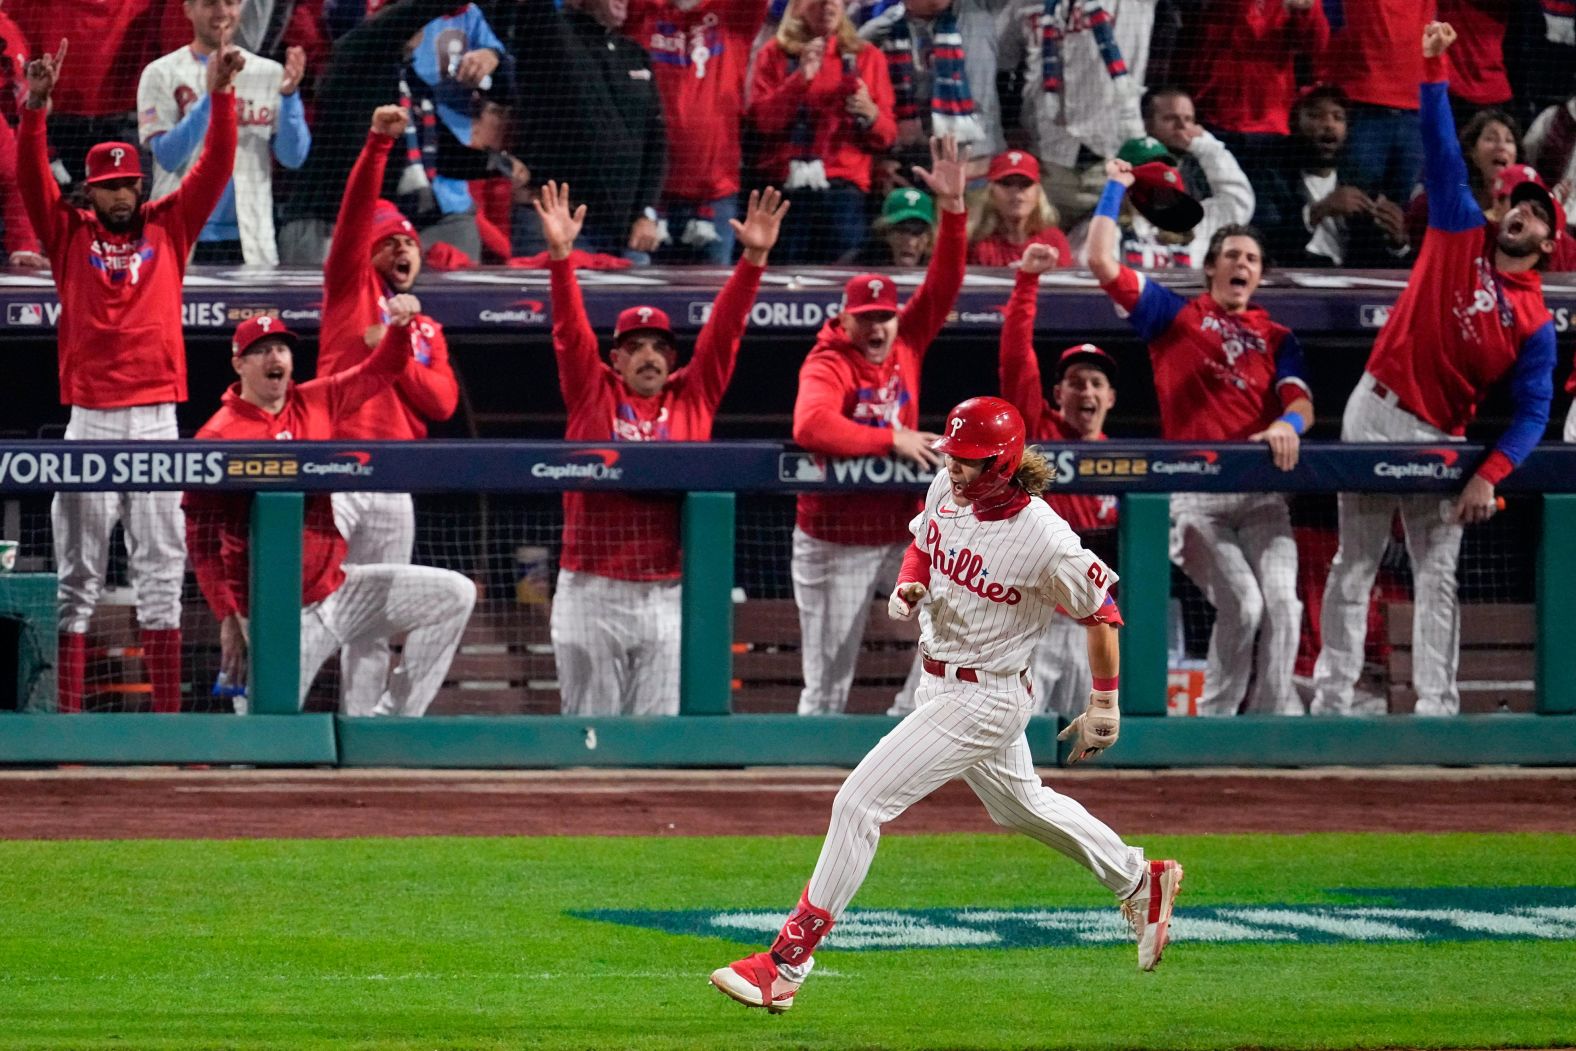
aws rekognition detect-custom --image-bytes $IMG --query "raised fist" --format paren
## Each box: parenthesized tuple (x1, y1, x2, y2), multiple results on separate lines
(385, 294, 422, 328)
(1423, 21, 1457, 58)
(372, 105, 409, 138)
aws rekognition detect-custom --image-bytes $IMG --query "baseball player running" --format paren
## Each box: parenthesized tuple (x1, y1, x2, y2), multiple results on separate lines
(186, 307, 475, 714)
(534, 179, 788, 715)
(1089, 163, 1313, 718)
(18, 39, 241, 713)
(711, 397, 1182, 1013)
(1003, 241, 1121, 715)
(1312, 22, 1559, 718)
(317, 106, 459, 717)
(792, 135, 969, 716)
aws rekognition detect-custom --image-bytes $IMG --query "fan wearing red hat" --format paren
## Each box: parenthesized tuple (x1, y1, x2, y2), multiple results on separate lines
(790, 134, 969, 716)
(1312, 23, 1560, 720)
(967, 149, 1071, 268)
(16, 39, 243, 715)
(1090, 151, 1314, 719)
(1489, 166, 1576, 272)
(315, 105, 461, 716)
(186, 303, 476, 718)
(533, 178, 789, 717)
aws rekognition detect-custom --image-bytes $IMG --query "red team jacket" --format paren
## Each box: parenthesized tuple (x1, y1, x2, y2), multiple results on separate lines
(626, 0, 764, 204)
(185, 323, 419, 621)
(1187, 0, 1329, 136)
(551, 255, 764, 581)
(1000, 269, 1118, 534)
(1101, 268, 1310, 442)
(747, 39, 896, 193)
(317, 131, 458, 440)
(17, 96, 236, 409)
(1363, 54, 1555, 486)
(792, 207, 967, 546)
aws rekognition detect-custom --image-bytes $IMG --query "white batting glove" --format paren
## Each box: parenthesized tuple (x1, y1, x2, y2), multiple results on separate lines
(1058, 690, 1120, 763)
(888, 582, 927, 621)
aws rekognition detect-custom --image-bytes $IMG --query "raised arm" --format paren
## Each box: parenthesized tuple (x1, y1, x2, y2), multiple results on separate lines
(898, 135, 969, 355)
(1087, 159, 1132, 286)
(997, 247, 1055, 434)
(535, 180, 606, 404)
(325, 295, 431, 417)
(272, 51, 311, 170)
(323, 107, 406, 312)
(1419, 22, 1483, 234)
(684, 188, 788, 411)
(17, 40, 70, 258)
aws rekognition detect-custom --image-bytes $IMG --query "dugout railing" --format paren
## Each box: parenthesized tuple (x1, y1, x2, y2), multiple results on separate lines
(0, 439, 1573, 769)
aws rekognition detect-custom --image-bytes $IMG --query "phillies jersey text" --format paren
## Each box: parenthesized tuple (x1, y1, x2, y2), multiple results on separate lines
(908, 475, 1116, 674)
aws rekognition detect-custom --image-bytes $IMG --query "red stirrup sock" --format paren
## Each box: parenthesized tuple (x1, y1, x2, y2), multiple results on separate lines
(140, 629, 183, 713)
(57, 632, 86, 713)
(769, 887, 835, 967)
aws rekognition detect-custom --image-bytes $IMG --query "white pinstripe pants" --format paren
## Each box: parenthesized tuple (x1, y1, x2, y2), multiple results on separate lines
(550, 569, 681, 716)
(54, 405, 185, 633)
(806, 671, 1147, 920)
(1312, 375, 1465, 716)
(300, 563, 476, 716)
(332, 492, 417, 717)
(1170, 492, 1302, 716)
(1030, 615, 1091, 717)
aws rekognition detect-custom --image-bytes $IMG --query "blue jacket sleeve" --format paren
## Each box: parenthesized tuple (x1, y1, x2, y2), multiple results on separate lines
(1493, 321, 1555, 466)
(150, 94, 213, 172)
(1420, 79, 1482, 234)
(1273, 330, 1310, 388)
(272, 91, 311, 169)
(1128, 278, 1188, 345)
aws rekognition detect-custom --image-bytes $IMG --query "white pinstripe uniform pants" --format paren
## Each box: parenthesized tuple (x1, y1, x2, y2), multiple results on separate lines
(54, 405, 185, 634)
(300, 563, 476, 716)
(806, 668, 1147, 921)
(792, 528, 920, 715)
(332, 492, 416, 717)
(1170, 492, 1302, 716)
(1312, 374, 1464, 716)
(550, 569, 682, 716)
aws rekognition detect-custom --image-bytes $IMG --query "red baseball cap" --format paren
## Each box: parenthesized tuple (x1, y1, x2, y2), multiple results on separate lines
(85, 141, 144, 185)
(841, 273, 900, 316)
(1054, 343, 1118, 384)
(1129, 161, 1205, 233)
(370, 200, 421, 251)
(987, 149, 1040, 183)
(613, 305, 675, 344)
(231, 315, 298, 356)
(1508, 178, 1567, 246)
(1493, 164, 1544, 200)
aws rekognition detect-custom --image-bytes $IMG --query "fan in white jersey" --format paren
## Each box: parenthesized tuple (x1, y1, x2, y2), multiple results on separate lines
(710, 396, 1183, 1013)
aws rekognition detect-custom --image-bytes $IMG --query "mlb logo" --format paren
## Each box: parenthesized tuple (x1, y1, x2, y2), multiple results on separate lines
(7, 303, 45, 326)
(778, 453, 826, 483)
(688, 301, 713, 325)
(1360, 305, 1392, 329)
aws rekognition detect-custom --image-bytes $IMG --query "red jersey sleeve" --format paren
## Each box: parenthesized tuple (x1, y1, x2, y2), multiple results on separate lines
(1100, 265, 1144, 312)
(792, 354, 895, 456)
(682, 258, 764, 412)
(163, 90, 239, 257)
(394, 322, 459, 422)
(898, 540, 932, 587)
(0, 115, 40, 256)
(897, 206, 967, 358)
(999, 268, 1050, 434)
(548, 256, 607, 407)
(322, 132, 395, 324)
(326, 318, 421, 420)
(183, 491, 244, 621)
(15, 107, 69, 261)
(747, 44, 808, 136)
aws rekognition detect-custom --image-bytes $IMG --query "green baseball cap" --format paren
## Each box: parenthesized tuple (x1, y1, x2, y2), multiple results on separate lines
(877, 188, 935, 228)
(1117, 136, 1174, 167)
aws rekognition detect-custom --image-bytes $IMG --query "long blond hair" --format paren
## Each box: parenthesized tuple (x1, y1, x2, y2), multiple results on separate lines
(776, 0, 863, 57)
(968, 180, 1061, 244)
(1014, 448, 1053, 497)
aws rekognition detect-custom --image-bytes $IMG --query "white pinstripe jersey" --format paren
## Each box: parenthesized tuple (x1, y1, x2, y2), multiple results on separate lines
(909, 474, 1117, 674)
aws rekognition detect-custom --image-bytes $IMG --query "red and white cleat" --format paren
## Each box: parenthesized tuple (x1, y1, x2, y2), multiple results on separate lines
(709, 951, 805, 1013)
(1122, 859, 1184, 971)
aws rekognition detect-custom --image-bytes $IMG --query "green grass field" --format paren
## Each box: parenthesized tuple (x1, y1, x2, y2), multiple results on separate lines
(2, 832, 1573, 1050)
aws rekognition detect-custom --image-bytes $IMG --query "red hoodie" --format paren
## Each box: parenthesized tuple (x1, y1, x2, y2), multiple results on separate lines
(18, 96, 235, 409)
(551, 253, 764, 581)
(316, 131, 458, 440)
(792, 208, 966, 545)
(748, 37, 896, 193)
(185, 321, 417, 621)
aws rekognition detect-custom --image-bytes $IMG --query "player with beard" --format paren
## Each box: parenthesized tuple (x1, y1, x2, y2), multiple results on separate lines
(315, 105, 460, 717)
(1312, 22, 1560, 718)
(1089, 159, 1314, 718)
(18, 39, 241, 714)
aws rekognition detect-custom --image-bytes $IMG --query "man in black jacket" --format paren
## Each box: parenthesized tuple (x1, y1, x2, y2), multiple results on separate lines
(1252, 84, 1411, 269)
(497, 0, 666, 263)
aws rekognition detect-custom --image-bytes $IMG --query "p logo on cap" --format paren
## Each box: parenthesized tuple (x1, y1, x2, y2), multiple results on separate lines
(613, 304, 676, 344)
(85, 141, 145, 185)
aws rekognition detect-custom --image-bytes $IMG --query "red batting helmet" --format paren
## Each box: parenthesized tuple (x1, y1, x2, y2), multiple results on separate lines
(933, 396, 1027, 502)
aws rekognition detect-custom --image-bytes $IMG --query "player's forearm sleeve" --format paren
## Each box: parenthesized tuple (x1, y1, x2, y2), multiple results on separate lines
(549, 256, 605, 404)
(323, 132, 395, 312)
(16, 108, 65, 257)
(150, 94, 211, 171)
(273, 91, 311, 169)
(998, 268, 1047, 431)
(395, 331, 459, 421)
(898, 541, 932, 587)
(899, 207, 968, 356)
(689, 258, 766, 410)
(1420, 58, 1482, 233)
(184, 496, 241, 621)
(1480, 322, 1556, 484)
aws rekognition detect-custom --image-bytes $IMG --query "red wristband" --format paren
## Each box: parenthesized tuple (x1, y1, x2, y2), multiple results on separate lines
(1091, 675, 1119, 691)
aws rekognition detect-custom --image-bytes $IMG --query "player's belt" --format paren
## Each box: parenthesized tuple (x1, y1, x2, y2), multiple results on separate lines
(921, 656, 1027, 686)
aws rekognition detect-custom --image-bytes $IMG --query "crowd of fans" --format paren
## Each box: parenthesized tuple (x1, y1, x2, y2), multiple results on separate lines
(1, 0, 1573, 272)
